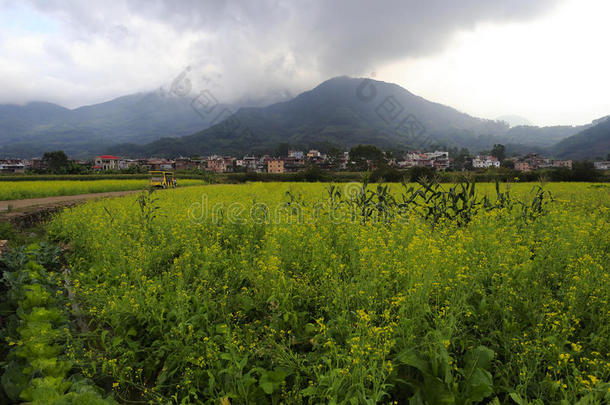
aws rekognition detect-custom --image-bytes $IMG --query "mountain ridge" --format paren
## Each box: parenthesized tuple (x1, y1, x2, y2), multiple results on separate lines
(110, 76, 514, 157)
(0, 76, 607, 159)
(0, 91, 235, 158)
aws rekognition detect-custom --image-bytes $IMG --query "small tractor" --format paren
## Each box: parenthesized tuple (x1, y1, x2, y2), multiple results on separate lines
(148, 171, 177, 188)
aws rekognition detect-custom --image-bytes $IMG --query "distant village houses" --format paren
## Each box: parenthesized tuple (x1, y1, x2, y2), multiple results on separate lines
(398, 151, 452, 170)
(472, 155, 500, 169)
(514, 154, 572, 172)
(4, 148, 600, 176)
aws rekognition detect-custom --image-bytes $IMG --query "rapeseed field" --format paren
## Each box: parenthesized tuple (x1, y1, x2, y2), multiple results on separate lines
(0, 179, 204, 200)
(24, 182, 610, 403)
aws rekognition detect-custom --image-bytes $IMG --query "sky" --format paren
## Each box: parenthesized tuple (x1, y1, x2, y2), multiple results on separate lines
(0, 0, 608, 126)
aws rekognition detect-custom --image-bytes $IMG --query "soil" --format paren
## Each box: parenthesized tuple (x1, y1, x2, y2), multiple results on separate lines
(0, 190, 142, 227)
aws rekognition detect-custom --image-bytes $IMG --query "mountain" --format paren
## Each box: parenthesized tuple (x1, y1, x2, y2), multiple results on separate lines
(111, 76, 512, 157)
(501, 124, 587, 148)
(496, 115, 532, 127)
(553, 116, 610, 160)
(0, 92, 233, 158)
(3, 76, 607, 160)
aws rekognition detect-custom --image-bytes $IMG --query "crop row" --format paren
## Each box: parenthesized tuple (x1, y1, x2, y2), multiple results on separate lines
(0, 179, 204, 201)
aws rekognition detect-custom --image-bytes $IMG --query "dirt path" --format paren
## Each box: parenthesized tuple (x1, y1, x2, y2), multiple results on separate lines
(0, 189, 142, 212)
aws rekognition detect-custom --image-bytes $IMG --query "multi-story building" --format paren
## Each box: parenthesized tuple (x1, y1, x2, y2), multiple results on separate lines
(307, 150, 321, 159)
(267, 159, 285, 174)
(0, 159, 26, 173)
(175, 158, 199, 171)
(94, 155, 120, 171)
(515, 154, 573, 171)
(242, 156, 258, 171)
(514, 161, 531, 172)
(206, 157, 226, 173)
(288, 150, 304, 159)
(29, 158, 45, 170)
(206, 156, 234, 173)
(143, 159, 174, 171)
(552, 160, 572, 169)
(118, 159, 136, 170)
(472, 155, 500, 169)
(594, 161, 610, 170)
(283, 156, 306, 172)
(400, 151, 451, 170)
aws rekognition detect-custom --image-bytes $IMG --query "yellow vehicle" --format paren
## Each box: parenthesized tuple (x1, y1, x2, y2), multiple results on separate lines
(149, 171, 177, 188)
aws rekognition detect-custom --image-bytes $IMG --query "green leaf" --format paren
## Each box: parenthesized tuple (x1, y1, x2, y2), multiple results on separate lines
(260, 381, 274, 395)
(509, 392, 525, 405)
(467, 369, 493, 402)
(465, 346, 494, 373)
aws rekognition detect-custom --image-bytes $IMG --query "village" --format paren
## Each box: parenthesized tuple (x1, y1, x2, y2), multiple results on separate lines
(0, 149, 606, 174)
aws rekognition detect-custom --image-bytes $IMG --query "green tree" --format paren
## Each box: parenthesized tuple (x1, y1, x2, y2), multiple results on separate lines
(453, 147, 471, 170)
(501, 160, 515, 169)
(491, 144, 506, 162)
(42, 151, 70, 173)
(327, 147, 344, 171)
(348, 144, 386, 171)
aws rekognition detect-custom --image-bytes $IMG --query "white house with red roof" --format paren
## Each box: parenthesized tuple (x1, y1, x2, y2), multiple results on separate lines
(94, 155, 120, 171)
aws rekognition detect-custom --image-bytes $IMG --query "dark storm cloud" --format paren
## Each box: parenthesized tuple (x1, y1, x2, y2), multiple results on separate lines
(36, 0, 559, 69)
(9, 0, 563, 106)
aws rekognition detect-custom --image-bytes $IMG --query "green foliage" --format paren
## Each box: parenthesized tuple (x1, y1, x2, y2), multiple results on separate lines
(1, 244, 116, 404)
(491, 144, 506, 162)
(349, 144, 386, 171)
(42, 151, 70, 173)
(553, 117, 610, 160)
(326, 177, 552, 227)
(42, 182, 610, 404)
(136, 188, 162, 231)
(0, 221, 16, 240)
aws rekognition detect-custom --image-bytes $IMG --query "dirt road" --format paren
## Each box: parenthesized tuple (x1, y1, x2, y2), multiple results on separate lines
(0, 189, 142, 212)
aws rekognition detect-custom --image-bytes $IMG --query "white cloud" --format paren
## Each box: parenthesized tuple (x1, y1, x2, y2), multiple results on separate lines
(377, 0, 610, 126)
(3, 0, 607, 127)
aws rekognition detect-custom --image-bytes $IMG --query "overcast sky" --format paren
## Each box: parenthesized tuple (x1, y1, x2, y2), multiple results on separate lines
(0, 0, 608, 126)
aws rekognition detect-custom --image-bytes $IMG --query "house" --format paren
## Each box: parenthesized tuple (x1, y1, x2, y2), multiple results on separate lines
(242, 156, 258, 171)
(118, 159, 136, 170)
(206, 156, 226, 173)
(472, 155, 500, 169)
(94, 155, 120, 171)
(283, 156, 306, 172)
(222, 157, 235, 172)
(400, 151, 451, 170)
(594, 161, 610, 170)
(514, 161, 531, 172)
(144, 159, 174, 171)
(307, 150, 321, 159)
(29, 158, 45, 170)
(522, 153, 548, 169)
(174, 158, 198, 171)
(552, 160, 572, 169)
(205, 156, 234, 173)
(517, 154, 573, 171)
(267, 159, 285, 174)
(288, 150, 304, 159)
(0, 159, 25, 173)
